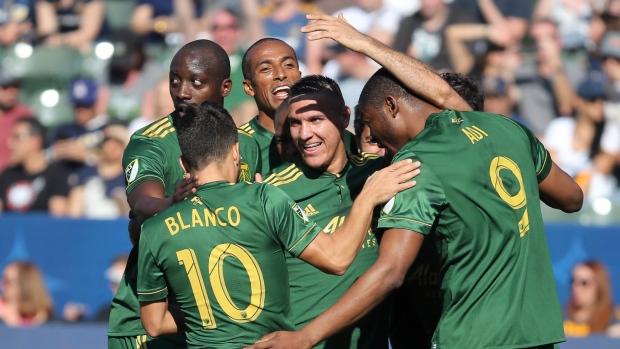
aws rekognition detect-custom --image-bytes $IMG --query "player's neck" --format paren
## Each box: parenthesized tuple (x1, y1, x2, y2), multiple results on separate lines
(257, 110, 275, 134)
(192, 165, 236, 186)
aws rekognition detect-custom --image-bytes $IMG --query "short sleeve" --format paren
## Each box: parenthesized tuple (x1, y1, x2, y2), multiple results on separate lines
(238, 132, 262, 182)
(515, 122, 552, 183)
(262, 184, 323, 257)
(137, 222, 169, 303)
(122, 137, 167, 195)
(377, 152, 446, 235)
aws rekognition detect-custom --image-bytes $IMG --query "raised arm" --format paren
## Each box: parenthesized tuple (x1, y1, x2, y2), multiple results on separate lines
(301, 13, 472, 111)
(298, 160, 419, 275)
(246, 228, 425, 349)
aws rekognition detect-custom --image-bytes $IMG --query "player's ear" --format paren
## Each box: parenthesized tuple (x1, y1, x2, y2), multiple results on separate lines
(232, 142, 240, 166)
(385, 95, 399, 119)
(221, 78, 232, 98)
(243, 79, 255, 97)
(342, 105, 351, 129)
(179, 156, 190, 173)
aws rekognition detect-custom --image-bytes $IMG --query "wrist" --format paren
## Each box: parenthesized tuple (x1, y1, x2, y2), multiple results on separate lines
(299, 326, 322, 347)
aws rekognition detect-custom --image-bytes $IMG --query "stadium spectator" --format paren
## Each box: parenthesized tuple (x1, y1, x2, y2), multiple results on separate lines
(564, 260, 618, 336)
(0, 261, 54, 327)
(128, 76, 173, 134)
(35, 0, 108, 52)
(93, 254, 128, 322)
(481, 75, 533, 130)
(200, 5, 258, 125)
(67, 122, 130, 219)
(0, 118, 69, 215)
(0, 68, 32, 173)
(0, 0, 36, 45)
(129, 0, 201, 46)
(47, 77, 107, 178)
(393, 0, 477, 74)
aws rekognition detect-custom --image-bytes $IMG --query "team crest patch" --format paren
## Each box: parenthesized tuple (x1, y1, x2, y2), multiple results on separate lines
(382, 196, 395, 214)
(292, 203, 309, 223)
(125, 159, 140, 184)
(239, 162, 251, 182)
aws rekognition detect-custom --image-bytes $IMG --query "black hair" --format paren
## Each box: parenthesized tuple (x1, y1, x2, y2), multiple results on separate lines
(359, 68, 416, 112)
(16, 118, 46, 138)
(440, 72, 485, 111)
(173, 40, 231, 83)
(177, 102, 238, 171)
(353, 104, 364, 140)
(289, 75, 345, 106)
(242, 38, 297, 81)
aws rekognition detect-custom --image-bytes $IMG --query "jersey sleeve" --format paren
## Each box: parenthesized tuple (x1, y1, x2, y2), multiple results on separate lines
(238, 132, 262, 182)
(261, 184, 323, 257)
(122, 137, 168, 196)
(515, 122, 552, 183)
(137, 220, 169, 303)
(377, 152, 446, 235)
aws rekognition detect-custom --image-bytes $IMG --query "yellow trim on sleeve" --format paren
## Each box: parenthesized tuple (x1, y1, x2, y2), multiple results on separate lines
(537, 151, 549, 176)
(138, 287, 168, 295)
(378, 217, 432, 227)
(288, 223, 318, 252)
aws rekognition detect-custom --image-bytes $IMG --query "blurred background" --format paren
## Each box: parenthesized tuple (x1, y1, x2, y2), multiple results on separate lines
(0, 0, 619, 348)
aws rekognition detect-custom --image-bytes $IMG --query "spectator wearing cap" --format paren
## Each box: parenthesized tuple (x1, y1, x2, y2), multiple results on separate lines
(47, 77, 108, 177)
(545, 70, 620, 201)
(67, 122, 129, 219)
(0, 68, 33, 173)
(481, 75, 533, 131)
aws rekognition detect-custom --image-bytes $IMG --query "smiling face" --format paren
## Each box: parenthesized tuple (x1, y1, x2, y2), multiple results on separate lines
(169, 50, 231, 116)
(243, 40, 301, 118)
(288, 92, 349, 174)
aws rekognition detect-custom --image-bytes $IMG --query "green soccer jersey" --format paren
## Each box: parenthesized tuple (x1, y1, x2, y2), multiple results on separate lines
(264, 153, 388, 349)
(137, 181, 323, 349)
(378, 110, 564, 349)
(109, 113, 261, 339)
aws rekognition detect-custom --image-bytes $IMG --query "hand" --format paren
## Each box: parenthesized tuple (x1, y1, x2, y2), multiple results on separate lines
(172, 173, 200, 203)
(361, 159, 420, 206)
(243, 331, 313, 349)
(301, 13, 371, 53)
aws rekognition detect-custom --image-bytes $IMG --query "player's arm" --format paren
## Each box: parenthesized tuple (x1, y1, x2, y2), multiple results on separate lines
(538, 161, 583, 213)
(298, 160, 420, 275)
(301, 13, 472, 111)
(245, 228, 425, 349)
(141, 299, 182, 337)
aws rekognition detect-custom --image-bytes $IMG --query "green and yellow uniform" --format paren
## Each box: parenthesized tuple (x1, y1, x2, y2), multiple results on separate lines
(239, 117, 359, 177)
(264, 153, 388, 349)
(379, 110, 564, 349)
(137, 181, 323, 349)
(108, 113, 260, 349)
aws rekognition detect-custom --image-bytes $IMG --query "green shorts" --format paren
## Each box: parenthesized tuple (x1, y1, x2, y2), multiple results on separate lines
(108, 334, 185, 349)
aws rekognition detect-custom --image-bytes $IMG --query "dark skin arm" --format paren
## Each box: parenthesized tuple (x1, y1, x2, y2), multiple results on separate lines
(244, 229, 425, 349)
(538, 161, 583, 213)
(127, 173, 200, 245)
(141, 299, 185, 337)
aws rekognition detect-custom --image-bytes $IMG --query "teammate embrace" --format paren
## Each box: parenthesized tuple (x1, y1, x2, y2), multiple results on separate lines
(110, 13, 583, 349)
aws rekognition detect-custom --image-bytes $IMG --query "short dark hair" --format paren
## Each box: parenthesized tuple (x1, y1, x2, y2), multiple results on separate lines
(440, 72, 485, 111)
(359, 68, 416, 112)
(174, 40, 231, 83)
(177, 102, 238, 171)
(353, 104, 364, 140)
(16, 118, 46, 138)
(289, 75, 345, 106)
(242, 38, 297, 81)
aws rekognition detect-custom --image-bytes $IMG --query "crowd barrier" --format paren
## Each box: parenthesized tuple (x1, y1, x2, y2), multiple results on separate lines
(1, 215, 620, 347)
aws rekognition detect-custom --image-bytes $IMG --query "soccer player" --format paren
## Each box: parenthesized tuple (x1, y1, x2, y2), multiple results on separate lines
(239, 38, 358, 176)
(247, 14, 584, 349)
(136, 102, 419, 348)
(108, 39, 259, 349)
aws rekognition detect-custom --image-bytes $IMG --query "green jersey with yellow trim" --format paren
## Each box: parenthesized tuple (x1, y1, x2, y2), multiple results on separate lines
(378, 110, 563, 349)
(264, 153, 388, 349)
(137, 181, 323, 349)
(239, 117, 359, 177)
(109, 113, 261, 339)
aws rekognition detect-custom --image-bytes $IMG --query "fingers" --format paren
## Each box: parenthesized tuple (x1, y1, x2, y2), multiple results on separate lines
(255, 173, 263, 183)
(174, 174, 200, 202)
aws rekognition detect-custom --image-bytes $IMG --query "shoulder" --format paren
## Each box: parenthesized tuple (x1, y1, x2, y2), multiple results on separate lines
(349, 152, 382, 169)
(238, 119, 257, 136)
(131, 115, 175, 140)
(263, 162, 304, 187)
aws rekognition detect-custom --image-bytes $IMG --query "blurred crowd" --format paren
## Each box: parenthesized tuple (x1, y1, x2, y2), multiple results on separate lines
(0, 0, 620, 218)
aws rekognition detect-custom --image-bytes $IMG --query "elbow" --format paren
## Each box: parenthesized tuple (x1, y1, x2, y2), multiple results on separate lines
(323, 257, 351, 276)
(141, 319, 162, 338)
(563, 189, 584, 213)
